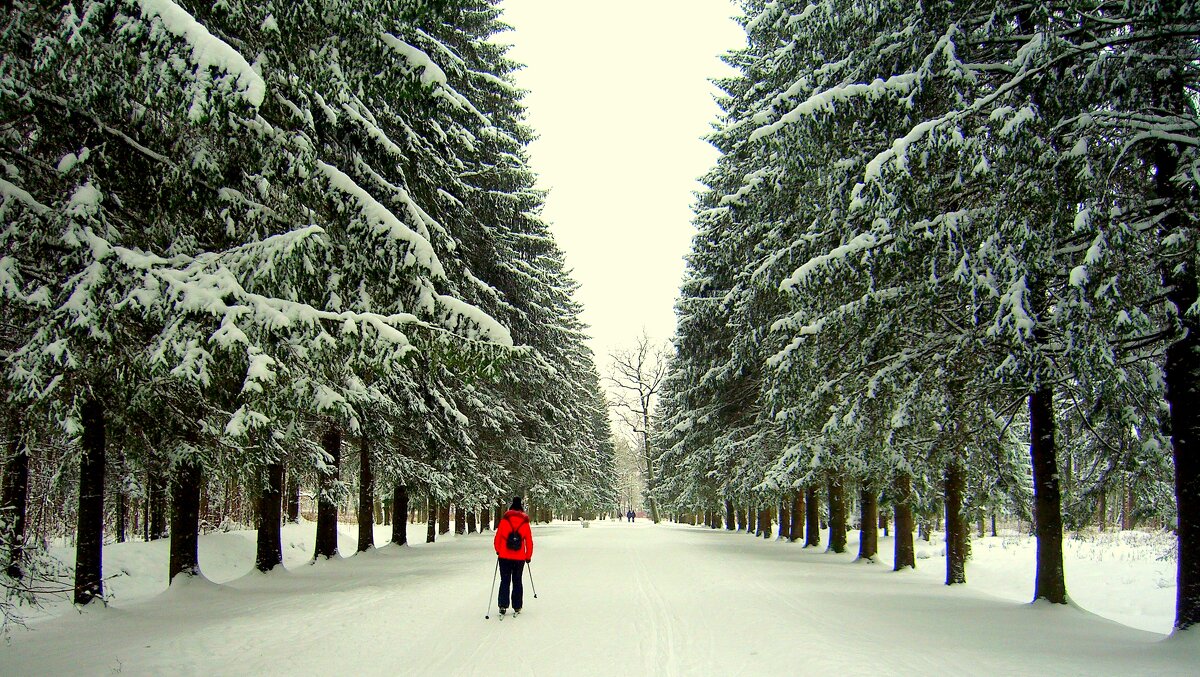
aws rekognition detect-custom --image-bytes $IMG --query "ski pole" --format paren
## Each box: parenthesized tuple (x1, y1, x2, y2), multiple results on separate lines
(527, 562, 538, 599)
(484, 558, 499, 619)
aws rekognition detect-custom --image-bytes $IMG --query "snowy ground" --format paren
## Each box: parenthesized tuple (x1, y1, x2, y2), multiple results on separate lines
(3, 520, 1196, 675)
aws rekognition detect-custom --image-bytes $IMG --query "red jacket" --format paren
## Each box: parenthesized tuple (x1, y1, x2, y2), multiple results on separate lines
(494, 509, 534, 561)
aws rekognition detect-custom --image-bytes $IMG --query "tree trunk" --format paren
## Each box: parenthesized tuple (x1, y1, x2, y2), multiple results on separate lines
(116, 490, 127, 543)
(736, 507, 746, 531)
(74, 396, 105, 605)
(1122, 477, 1135, 530)
(255, 462, 284, 572)
(1029, 386, 1066, 602)
(285, 470, 301, 524)
(761, 506, 772, 539)
(805, 485, 821, 547)
(1153, 97, 1200, 627)
(314, 425, 341, 560)
(828, 477, 846, 553)
(748, 505, 759, 535)
(778, 500, 789, 541)
(945, 458, 968, 586)
(722, 500, 733, 531)
(480, 501, 491, 531)
(169, 458, 202, 581)
(426, 498, 436, 543)
(454, 504, 466, 535)
(1164, 265, 1200, 626)
(2, 415, 29, 579)
(149, 467, 168, 540)
(858, 487, 878, 561)
(390, 484, 408, 545)
(893, 473, 915, 571)
(357, 431, 374, 553)
(789, 492, 803, 542)
(438, 502, 451, 535)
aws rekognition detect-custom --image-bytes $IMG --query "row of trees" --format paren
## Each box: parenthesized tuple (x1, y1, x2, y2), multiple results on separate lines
(655, 0, 1198, 631)
(0, 0, 616, 620)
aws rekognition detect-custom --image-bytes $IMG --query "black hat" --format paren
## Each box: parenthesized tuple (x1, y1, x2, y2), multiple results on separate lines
(511, 496, 523, 511)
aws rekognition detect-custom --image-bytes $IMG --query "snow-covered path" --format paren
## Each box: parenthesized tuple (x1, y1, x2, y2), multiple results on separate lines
(4, 520, 1196, 675)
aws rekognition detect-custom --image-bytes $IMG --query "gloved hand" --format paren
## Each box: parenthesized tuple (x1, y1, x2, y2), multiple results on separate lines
(525, 558, 531, 563)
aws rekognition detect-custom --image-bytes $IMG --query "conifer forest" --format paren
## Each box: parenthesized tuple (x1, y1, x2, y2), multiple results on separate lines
(2, 0, 1200, 663)
(1, 0, 615, 616)
(654, 0, 1199, 632)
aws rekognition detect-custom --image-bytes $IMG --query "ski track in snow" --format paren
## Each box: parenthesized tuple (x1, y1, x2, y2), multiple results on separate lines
(3, 521, 1197, 676)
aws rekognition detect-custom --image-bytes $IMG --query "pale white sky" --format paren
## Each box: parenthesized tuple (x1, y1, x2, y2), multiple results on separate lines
(497, 0, 745, 376)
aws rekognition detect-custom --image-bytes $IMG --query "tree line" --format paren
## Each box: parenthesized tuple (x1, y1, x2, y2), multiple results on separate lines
(0, 0, 616, 621)
(655, 0, 1199, 632)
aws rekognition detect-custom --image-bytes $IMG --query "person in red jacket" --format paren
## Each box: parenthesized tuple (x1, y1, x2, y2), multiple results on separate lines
(493, 496, 534, 616)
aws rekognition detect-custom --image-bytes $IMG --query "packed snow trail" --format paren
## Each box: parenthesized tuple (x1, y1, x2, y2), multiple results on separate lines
(4, 521, 1195, 675)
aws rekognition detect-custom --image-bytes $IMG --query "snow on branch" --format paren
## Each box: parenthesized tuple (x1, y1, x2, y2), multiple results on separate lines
(780, 231, 892, 291)
(749, 73, 919, 142)
(138, 0, 266, 109)
(380, 33, 487, 121)
(436, 295, 513, 348)
(315, 160, 446, 278)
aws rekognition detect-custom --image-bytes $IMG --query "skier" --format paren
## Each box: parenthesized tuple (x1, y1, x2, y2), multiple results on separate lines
(493, 496, 534, 616)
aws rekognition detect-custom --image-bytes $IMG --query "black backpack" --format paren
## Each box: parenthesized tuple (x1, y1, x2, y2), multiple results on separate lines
(505, 516, 525, 552)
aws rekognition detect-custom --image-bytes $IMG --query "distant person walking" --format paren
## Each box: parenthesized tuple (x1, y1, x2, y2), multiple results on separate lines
(627, 510, 635, 523)
(494, 497, 534, 616)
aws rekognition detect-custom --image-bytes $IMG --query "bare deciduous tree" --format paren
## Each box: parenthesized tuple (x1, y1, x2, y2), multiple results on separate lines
(607, 332, 669, 523)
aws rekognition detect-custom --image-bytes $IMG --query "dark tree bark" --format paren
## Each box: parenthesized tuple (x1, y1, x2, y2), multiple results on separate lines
(285, 470, 301, 524)
(1152, 91, 1200, 628)
(2, 414, 29, 579)
(255, 462, 284, 572)
(790, 491, 803, 542)
(480, 500, 491, 531)
(390, 484, 408, 545)
(314, 425, 341, 560)
(1029, 386, 1065, 602)
(893, 473, 916, 571)
(724, 500, 735, 531)
(944, 459, 968, 586)
(74, 396, 105, 605)
(778, 500, 789, 541)
(748, 505, 759, 536)
(454, 504, 465, 535)
(438, 502, 451, 535)
(736, 507, 746, 531)
(169, 458, 202, 581)
(357, 432, 374, 553)
(858, 487, 878, 561)
(426, 499, 437, 543)
(805, 485, 821, 547)
(828, 477, 846, 553)
(148, 466, 168, 540)
(760, 506, 772, 539)
(116, 491, 127, 543)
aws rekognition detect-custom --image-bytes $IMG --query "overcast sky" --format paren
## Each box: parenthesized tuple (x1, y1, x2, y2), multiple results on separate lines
(497, 0, 745, 378)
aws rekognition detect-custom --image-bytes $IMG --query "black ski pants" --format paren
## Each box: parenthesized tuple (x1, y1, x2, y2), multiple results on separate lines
(498, 558, 525, 610)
